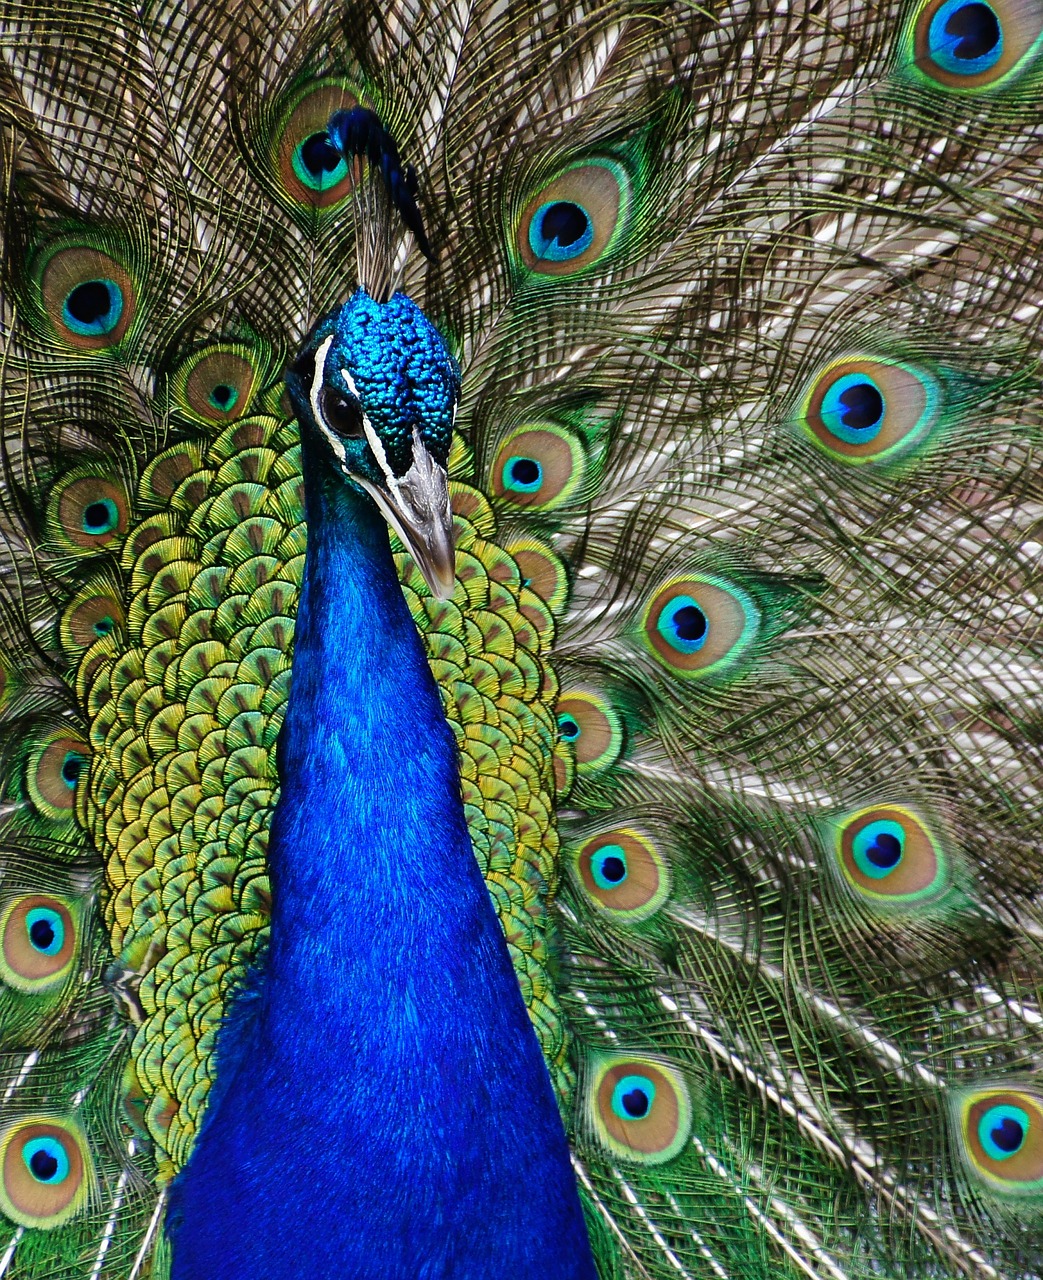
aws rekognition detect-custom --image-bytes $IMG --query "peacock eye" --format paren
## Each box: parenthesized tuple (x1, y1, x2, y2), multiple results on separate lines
(556, 691, 623, 774)
(490, 424, 586, 510)
(832, 805, 950, 907)
(26, 907, 64, 956)
(956, 1087, 1043, 1193)
(557, 714, 581, 742)
(592, 844, 629, 889)
(574, 829, 670, 920)
(612, 1074, 654, 1119)
(515, 159, 630, 276)
(295, 132, 348, 190)
(0, 1118, 90, 1227)
(319, 388, 364, 439)
(658, 597, 709, 653)
(978, 1104, 1029, 1159)
(528, 201, 594, 262)
(22, 1136, 70, 1185)
(907, 0, 1043, 89)
(1, 894, 78, 992)
(62, 278, 123, 337)
(800, 358, 941, 463)
(931, 2, 1003, 71)
(641, 575, 759, 678)
(273, 80, 360, 210)
(589, 1057, 692, 1164)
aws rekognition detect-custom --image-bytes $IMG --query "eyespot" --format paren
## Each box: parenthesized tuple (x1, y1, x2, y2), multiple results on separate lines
(490, 425, 585, 510)
(319, 387, 364, 439)
(60, 589, 124, 658)
(556, 692, 623, 774)
(588, 1057, 691, 1163)
(908, 0, 1043, 89)
(27, 735, 89, 820)
(641, 575, 759, 677)
(575, 829, 669, 920)
(274, 81, 360, 208)
(0, 895, 78, 994)
(37, 246, 135, 350)
(173, 345, 265, 425)
(800, 358, 941, 463)
(48, 472, 129, 553)
(505, 538, 570, 615)
(957, 1088, 1043, 1194)
(0, 1118, 91, 1228)
(833, 805, 950, 905)
(516, 160, 630, 275)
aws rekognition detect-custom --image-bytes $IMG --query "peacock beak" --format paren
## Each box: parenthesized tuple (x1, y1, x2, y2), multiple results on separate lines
(354, 428, 457, 600)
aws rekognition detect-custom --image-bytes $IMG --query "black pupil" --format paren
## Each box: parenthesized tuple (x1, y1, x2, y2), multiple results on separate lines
(321, 390, 362, 437)
(29, 918, 56, 950)
(560, 717, 580, 740)
(946, 4, 1000, 59)
(62, 756, 81, 785)
(67, 281, 112, 325)
(84, 501, 110, 531)
(866, 833, 902, 869)
(510, 458, 540, 486)
(839, 383, 884, 431)
(539, 202, 589, 249)
(673, 605, 707, 643)
(94, 616, 114, 637)
(301, 132, 342, 177)
(30, 1149, 59, 1181)
(991, 1116, 1024, 1153)
(211, 383, 234, 408)
(601, 856, 626, 884)
(621, 1088, 650, 1119)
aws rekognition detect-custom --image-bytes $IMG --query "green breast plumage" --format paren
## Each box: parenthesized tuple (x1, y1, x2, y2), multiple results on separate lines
(79, 402, 573, 1178)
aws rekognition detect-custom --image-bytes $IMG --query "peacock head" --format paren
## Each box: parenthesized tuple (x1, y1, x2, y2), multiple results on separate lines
(288, 288, 461, 598)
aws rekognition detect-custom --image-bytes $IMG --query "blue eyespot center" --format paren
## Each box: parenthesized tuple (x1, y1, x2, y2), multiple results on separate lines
(26, 907, 64, 956)
(93, 615, 114, 638)
(505, 456, 543, 493)
(293, 132, 349, 191)
(592, 845, 629, 889)
(929, 1, 1003, 74)
(821, 374, 886, 443)
(60, 752, 83, 790)
(529, 201, 594, 262)
(208, 383, 238, 412)
(62, 279, 123, 337)
(865, 832, 902, 870)
(979, 1104, 1029, 1161)
(658, 596, 708, 653)
(301, 132, 343, 178)
(558, 715, 581, 742)
(23, 1136, 69, 1185)
(82, 498, 119, 536)
(612, 1074, 655, 1120)
(852, 819, 905, 879)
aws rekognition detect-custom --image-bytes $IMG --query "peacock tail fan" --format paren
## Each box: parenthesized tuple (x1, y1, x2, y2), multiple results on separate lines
(0, 1, 1039, 1277)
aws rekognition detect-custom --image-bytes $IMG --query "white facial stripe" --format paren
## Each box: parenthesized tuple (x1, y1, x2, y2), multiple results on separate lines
(309, 335, 334, 422)
(309, 335, 348, 467)
(362, 413, 396, 487)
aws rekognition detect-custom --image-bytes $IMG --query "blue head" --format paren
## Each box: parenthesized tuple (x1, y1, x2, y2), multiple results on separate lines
(288, 289, 461, 596)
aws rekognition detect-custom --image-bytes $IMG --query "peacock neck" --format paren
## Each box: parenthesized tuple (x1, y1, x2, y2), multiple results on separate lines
(168, 429, 597, 1280)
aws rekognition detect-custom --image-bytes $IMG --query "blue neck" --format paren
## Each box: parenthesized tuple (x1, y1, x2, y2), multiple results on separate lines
(169, 432, 596, 1280)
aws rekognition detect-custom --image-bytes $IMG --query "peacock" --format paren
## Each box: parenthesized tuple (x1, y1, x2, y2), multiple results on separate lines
(0, 0, 1040, 1275)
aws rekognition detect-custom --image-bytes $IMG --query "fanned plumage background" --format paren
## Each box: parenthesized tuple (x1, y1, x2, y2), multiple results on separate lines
(0, 1, 1040, 1276)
